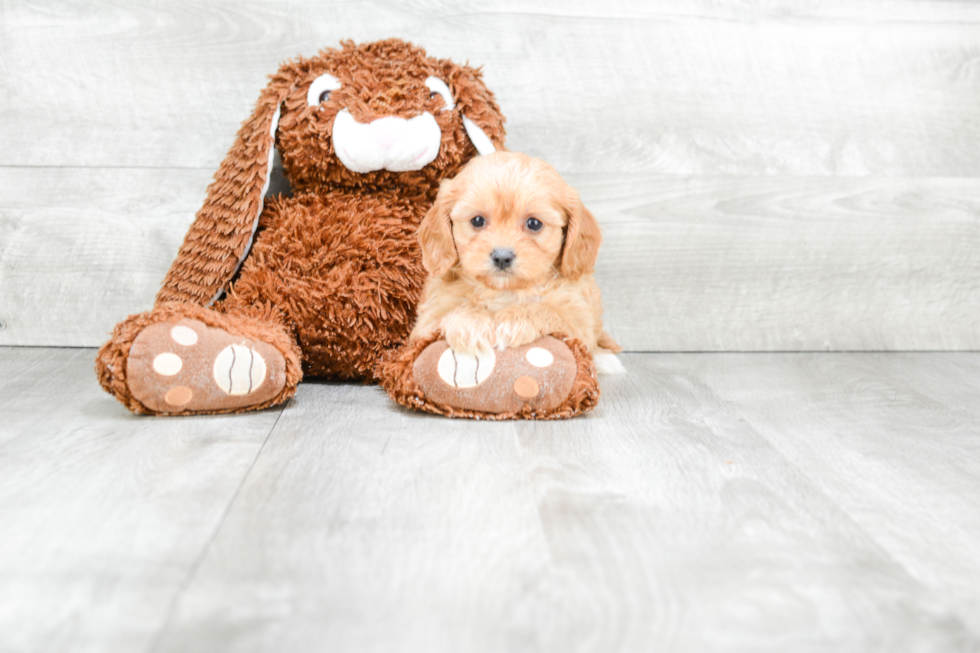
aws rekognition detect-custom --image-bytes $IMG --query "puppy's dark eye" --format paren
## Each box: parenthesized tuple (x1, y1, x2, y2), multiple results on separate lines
(318, 90, 332, 103)
(526, 217, 543, 232)
(470, 215, 486, 228)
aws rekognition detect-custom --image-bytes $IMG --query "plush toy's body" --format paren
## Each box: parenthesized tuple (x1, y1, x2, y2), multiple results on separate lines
(218, 187, 430, 381)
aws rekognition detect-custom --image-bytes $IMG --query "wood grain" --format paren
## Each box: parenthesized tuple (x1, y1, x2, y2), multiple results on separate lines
(580, 175, 980, 351)
(0, 167, 210, 346)
(151, 380, 548, 653)
(4, 347, 980, 651)
(149, 356, 973, 652)
(510, 355, 974, 651)
(2, 170, 977, 351)
(2, 1, 980, 175)
(3, 0, 980, 351)
(0, 347, 283, 653)
(693, 351, 980, 638)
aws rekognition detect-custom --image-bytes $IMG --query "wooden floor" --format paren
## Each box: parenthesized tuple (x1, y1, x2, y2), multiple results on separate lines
(2, 347, 978, 652)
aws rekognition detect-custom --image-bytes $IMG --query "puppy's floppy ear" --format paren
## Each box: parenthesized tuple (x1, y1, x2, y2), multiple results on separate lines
(418, 178, 459, 276)
(155, 66, 297, 307)
(560, 191, 602, 280)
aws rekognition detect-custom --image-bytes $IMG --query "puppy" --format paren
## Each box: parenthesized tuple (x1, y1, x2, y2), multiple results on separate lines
(412, 151, 624, 374)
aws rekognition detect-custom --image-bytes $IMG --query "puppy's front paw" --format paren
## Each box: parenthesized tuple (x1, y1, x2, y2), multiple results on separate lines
(493, 320, 545, 351)
(441, 313, 495, 355)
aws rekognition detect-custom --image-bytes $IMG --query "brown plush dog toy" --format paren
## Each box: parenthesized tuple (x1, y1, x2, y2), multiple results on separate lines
(96, 39, 509, 414)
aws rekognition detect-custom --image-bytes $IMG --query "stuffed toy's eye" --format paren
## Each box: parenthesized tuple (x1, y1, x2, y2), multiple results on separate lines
(525, 217, 543, 232)
(425, 76, 455, 111)
(470, 215, 486, 228)
(307, 73, 342, 107)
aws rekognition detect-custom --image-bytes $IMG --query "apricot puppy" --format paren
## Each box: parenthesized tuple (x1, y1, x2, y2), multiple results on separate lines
(412, 151, 623, 372)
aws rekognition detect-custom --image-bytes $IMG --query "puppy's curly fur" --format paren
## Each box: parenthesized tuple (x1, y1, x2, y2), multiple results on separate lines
(412, 151, 621, 358)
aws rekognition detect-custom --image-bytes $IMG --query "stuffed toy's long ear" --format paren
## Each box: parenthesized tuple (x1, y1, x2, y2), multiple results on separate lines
(418, 178, 459, 276)
(448, 64, 506, 156)
(560, 192, 602, 280)
(462, 116, 496, 156)
(155, 70, 295, 306)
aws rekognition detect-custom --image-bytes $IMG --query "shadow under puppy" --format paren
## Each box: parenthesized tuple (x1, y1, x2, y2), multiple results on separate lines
(380, 150, 622, 420)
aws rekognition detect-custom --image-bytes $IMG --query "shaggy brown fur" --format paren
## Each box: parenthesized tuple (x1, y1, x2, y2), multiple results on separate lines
(96, 39, 506, 414)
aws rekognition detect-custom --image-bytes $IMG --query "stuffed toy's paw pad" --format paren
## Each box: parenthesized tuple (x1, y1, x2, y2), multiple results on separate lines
(413, 336, 576, 414)
(127, 319, 286, 413)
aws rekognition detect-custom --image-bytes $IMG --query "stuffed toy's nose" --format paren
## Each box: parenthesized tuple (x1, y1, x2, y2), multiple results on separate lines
(369, 117, 410, 150)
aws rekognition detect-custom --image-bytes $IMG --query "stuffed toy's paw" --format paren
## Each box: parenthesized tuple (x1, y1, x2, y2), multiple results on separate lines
(96, 303, 302, 415)
(380, 334, 599, 420)
(126, 319, 287, 413)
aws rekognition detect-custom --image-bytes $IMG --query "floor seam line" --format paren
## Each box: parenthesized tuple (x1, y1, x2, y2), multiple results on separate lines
(144, 406, 286, 653)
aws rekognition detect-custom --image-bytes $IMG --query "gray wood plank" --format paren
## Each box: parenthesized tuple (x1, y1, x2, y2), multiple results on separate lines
(3, 169, 978, 351)
(0, 167, 211, 347)
(2, 1, 980, 175)
(151, 355, 974, 652)
(693, 351, 980, 638)
(0, 347, 283, 653)
(582, 175, 980, 351)
(510, 355, 975, 652)
(151, 380, 551, 653)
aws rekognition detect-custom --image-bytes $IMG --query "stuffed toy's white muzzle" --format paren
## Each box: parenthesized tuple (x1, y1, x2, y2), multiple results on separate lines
(333, 109, 444, 173)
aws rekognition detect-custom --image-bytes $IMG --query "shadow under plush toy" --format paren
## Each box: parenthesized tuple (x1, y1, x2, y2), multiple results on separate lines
(96, 39, 601, 419)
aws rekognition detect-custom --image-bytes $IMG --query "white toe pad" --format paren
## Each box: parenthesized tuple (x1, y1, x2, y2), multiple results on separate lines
(437, 348, 495, 388)
(213, 344, 267, 395)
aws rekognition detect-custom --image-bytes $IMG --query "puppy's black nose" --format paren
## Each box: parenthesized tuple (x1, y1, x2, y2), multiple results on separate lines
(491, 248, 515, 270)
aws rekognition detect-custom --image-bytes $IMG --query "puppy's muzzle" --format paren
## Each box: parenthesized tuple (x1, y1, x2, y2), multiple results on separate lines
(491, 248, 515, 270)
